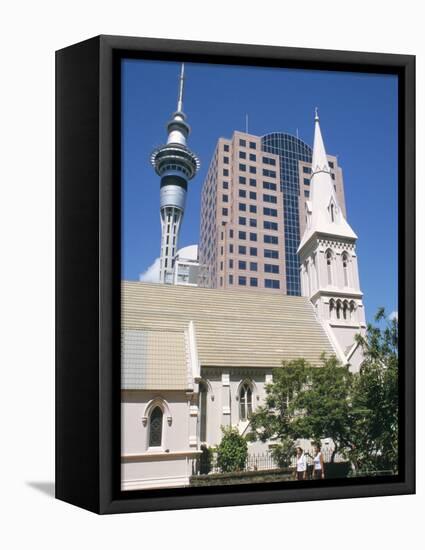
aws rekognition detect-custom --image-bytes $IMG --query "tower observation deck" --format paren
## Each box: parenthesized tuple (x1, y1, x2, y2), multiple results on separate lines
(150, 64, 200, 284)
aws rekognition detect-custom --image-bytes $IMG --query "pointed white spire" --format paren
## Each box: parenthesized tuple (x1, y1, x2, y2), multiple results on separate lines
(311, 108, 330, 176)
(298, 110, 357, 252)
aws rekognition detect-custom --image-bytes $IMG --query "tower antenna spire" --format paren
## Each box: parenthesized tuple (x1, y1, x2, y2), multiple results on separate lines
(177, 63, 185, 112)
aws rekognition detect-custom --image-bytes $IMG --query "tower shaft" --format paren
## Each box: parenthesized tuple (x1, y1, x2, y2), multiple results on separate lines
(151, 64, 200, 284)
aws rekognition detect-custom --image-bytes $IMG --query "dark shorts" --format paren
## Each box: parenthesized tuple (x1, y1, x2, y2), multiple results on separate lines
(296, 471, 305, 481)
(313, 469, 323, 479)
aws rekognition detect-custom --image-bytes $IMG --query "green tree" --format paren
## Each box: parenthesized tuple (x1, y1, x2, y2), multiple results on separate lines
(216, 426, 248, 473)
(249, 309, 399, 474)
(348, 308, 399, 472)
(249, 356, 353, 463)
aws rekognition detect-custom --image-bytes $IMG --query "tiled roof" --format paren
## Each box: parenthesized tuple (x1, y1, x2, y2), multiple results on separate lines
(122, 329, 189, 390)
(122, 282, 335, 370)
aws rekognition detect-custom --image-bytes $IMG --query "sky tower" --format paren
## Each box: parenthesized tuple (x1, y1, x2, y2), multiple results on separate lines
(150, 64, 200, 284)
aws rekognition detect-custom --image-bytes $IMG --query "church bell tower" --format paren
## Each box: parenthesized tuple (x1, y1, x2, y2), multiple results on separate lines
(297, 110, 366, 371)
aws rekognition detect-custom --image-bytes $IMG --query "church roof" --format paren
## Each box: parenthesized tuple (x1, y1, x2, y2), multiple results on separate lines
(121, 281, 335, 371)
(122, 328, 190, 390)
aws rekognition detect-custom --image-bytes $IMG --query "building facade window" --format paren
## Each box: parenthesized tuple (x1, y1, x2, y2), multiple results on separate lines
(238, 260, 246, 270)
(223, 181, 229, 189)
(249, 247, 257, 256)
(265, 264, 279, 274)
(263, 194, 277, 203)
(239, 176, 246, 184)
(249, 141, 256, 149)
(239, 231, 246, 240)
(249, 218, 257, 227)
(239, 383, 253, 420)
(249, 166, 257, 174)
(263, 156, 276, 165)
(264, 235, 278, 244)
(250, 277, 258, 287)
(223, 144, 229, 152)
(263, 169, 276, 178)
(263, 207, 278, 217)
(249, 178, 257, 187)
(239, 216, 246, 225)
(264, 249, 279, 259)
(239, 139, 246, 147)
(264, 220, 278, 230)
(249, 191, 257, 200)
(239, 163, 246, 172)
(342, 251, 349, 286)
(223, 156, 229, 164)
(148, 407, 163, 448)
(199, 383, 207, 442)
(263, 181, 277, 190)
(239, 189, 246, 198)
(239, 151, 246, 159)
(249, 205, 257, 213)
(326, 249, 333, 285)
(238, 245, 246, 254)
(265, 279, 280, 289)
(250, 262, 258, 271)
(249, 153, 256, 161)
(249, 233, 257, 242)
(239, 276, 247, 286)
(239, 203, 246, 211)
(222, 194, 228, 202)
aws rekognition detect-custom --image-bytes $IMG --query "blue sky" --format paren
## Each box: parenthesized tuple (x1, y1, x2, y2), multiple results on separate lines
(122, 59, 398, 323)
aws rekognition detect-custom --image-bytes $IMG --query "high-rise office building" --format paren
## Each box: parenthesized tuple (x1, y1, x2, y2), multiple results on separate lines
(199, 130, 346, 295)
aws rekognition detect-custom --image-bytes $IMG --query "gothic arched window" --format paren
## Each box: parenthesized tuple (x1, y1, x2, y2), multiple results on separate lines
(350, 300, 356, 322)
(329, 298, 335, 319)
(336, 299, 342, 320)
(199, 382, 208, 443)
(149, 406, 163, 448)
(343, 300, 349, 320)
(240, 383, 253, 421)
(330, 203, 335, 222)
(326, 249, 333, 285)
(342, 251, 349, 287)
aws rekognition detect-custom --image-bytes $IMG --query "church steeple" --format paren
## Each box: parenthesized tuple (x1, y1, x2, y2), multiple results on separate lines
(298, 110, 366, 372)
(298, 109, 356, 251)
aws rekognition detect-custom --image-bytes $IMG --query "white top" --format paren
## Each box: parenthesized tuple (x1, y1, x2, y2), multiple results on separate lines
(296, 453, 307, 472)
(314, 452, 322, 470)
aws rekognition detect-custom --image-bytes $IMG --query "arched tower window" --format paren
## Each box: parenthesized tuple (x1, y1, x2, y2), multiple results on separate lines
(329, 298, 335, 320)
(199, 382, 208, 443)
(326, 249, 333, 285)
(336, 299, 342, 320)
(239, 383, 253, 421)
(349, 300, 356, 322)
(149, 406, 163, 448)
(342, 251, 349, 287)
(330, 203, 335, 222)
(343, 300, 349, 320)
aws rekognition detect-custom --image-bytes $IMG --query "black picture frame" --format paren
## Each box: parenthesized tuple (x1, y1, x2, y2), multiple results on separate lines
(56, 34, 415, 514)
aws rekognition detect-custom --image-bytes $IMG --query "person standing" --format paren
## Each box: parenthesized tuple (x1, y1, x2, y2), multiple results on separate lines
(295, 447, 307, 480)
(313, 444, 325, 479)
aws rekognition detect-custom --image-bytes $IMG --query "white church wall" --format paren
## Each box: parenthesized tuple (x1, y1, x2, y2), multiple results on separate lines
(121, 390, 193, 455)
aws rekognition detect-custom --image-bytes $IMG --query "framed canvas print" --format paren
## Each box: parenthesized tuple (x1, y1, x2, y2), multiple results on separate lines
(56, 35, 415, 514)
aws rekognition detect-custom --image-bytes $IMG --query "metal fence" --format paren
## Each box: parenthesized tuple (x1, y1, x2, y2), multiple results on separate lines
(196, 448, 347, 475)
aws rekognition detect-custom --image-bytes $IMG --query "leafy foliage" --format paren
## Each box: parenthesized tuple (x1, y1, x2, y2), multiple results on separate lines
(216, 426, 248, 473)
(249, 310, 399, 474)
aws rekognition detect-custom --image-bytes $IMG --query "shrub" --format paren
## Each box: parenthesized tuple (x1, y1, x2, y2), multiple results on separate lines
(216, 426, 248, 473)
